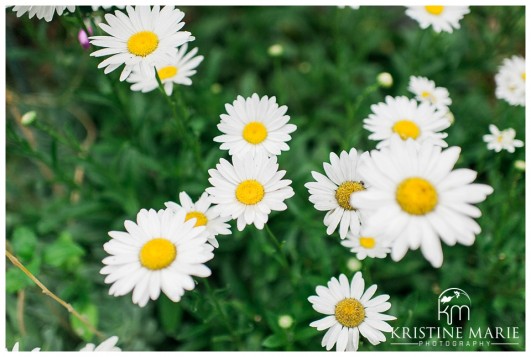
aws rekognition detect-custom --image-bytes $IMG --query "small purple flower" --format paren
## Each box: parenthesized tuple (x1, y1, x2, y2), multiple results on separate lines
(78, 26, 92, 50)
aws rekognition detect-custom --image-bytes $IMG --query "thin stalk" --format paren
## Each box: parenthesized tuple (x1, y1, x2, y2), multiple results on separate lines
(154, 71, 204, 173)
(203, 279, 242, 349)
(74, 8, 91, 37)
(6, 250, 105, 339)
(264, 224, 290, 270)
(343, 82, 380, 150)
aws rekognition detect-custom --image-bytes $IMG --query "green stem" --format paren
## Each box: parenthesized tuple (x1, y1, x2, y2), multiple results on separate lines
(342, 82, 380, 150)
(264, 224, 290, 270)
(203, 279, 242, 349)
(154, 71, 204, 173)
(75, 8, 91, 37)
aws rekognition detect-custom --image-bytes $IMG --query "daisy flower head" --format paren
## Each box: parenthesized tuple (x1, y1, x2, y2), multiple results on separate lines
(213, 94, 297, 158)
(101, 208, 214, 307)
(206, 153, 295, 231)
(12, 6, 75, 22)
(408, 76, 452, 112)
(405, 6, 470, 33)
(364, 96, 450, 149)
(165, 191, 231, 248)
(351, 137, 493, 268)
(9, 342, 40, 352)
(127, 44, 204, 96)
(495, 55, 526, 107)
(308, 272, 396, 352)
(305, 149, 369, 239)
(341, 230, 391, 260)
(90, 6, 194, 81)
(80, 336, 121, 352)
(483, 124, 524, 153)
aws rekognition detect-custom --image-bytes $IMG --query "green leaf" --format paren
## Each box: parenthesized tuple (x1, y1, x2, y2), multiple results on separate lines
(70, 303, 98, 342)
(262, 333, 287, 349)
(11, 226, 38, 261)
(43, 231, 85, 270)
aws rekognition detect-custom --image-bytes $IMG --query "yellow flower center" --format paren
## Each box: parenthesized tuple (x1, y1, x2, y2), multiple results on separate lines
(157, 66, 178, 81)
(359, 237, 376, 249)
(236, 179, 265, 205)
(393, 120, 421, 140)
(396, 177, 438, 215)
(522, 72, 526, 81)
(421, 91, 432, 98)
(335, 181, 365, 210)
(185, 211, 208, 227)
(242, 121, 268, 144)
(139, 238, 177, 270)
(127, 31, 159, 57)
(497, 135, 504, 143)
(335, 298, 365, 328)
(425, 6, 444, 15)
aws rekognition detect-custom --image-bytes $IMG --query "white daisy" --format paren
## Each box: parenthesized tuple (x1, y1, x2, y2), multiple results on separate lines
(213, 93, 297, 157)
(90, 6, 194, 81)
(363, 96, 449, 149)
(351, 137, 493, 268)
(495, 55, 525, 107)
(405, 6, 470, 33)
(11, 6, 75, 22)
(9, 342, 40, 352)
(206, 153, 295, 231)
(92, 6, 126, 11)
(127, 43, 204, 96)
(305, 149, 369, 239)
(341, 231, 391, 260)
(101, 208, 214, 307)
(408, 76, 452, 112)
(483, 124, 524, 153)
(165, 192, 231, 248)
(80, 336, 121, 352)
(308, 272, 396, 352)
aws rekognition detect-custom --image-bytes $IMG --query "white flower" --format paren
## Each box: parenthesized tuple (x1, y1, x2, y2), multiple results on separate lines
(213, 94, 297, 158)
(127, 43, 204, 96)
(405, 6, 470, 33)
(364, 96, 449, 149)
(92, 6, 125, 11)
(341, 231, 391, 260)
(80, 336, 121, 352)
(165, 192, 231, 248)
(101, 208, 214, 307)
(308, 272, 396, 352)
(305, 149, 369, 239)
(206, 153, 294, 231)
(495, 55, 525, 107)
(483, 124, 524, 153)
(12, 6, 75, 22)
(408, 76, 452, 112)
(351, 137, 493, 268)
(9, 342, 40, 352)
(90, 6, 194, 81)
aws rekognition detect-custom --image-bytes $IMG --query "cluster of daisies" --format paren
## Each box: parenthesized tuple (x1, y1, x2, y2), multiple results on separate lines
(8, 5, 525, 353)
(9, 336, 121, 352)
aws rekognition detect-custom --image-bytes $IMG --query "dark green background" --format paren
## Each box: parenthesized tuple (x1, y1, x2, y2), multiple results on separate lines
(5, 6, 525, 351)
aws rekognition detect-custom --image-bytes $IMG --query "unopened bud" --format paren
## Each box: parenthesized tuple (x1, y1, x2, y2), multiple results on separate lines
(268, 44, 284, 57)
(278, 315, 294, 329)
(377, 72, 393, 88)
(21, 111, 37, 126)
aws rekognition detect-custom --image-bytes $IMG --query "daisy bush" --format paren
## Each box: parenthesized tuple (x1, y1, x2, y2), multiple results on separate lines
(5, 5, 524, 352)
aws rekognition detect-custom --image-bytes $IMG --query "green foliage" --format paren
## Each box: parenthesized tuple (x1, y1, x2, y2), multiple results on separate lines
(5, 5, 525, 352)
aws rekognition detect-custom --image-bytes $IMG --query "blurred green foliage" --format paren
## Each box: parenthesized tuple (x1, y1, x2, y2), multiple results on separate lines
(5, 6, 525, 351)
